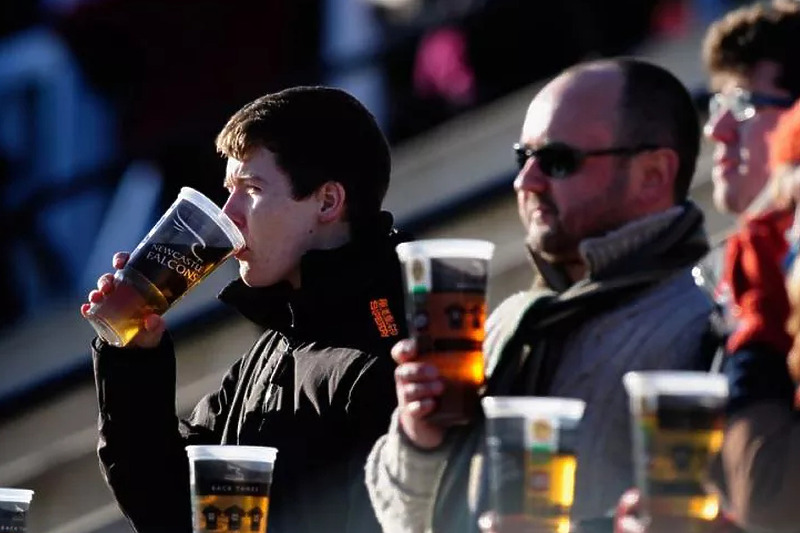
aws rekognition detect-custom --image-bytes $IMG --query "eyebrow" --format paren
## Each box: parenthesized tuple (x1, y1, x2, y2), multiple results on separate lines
(223, 175, 263, 188)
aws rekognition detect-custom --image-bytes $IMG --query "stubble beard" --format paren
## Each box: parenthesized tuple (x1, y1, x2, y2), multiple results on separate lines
(526, 219, 580, 263)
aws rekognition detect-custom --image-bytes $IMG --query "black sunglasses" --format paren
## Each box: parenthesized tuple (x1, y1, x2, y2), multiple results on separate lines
(513, 142, 662, 178)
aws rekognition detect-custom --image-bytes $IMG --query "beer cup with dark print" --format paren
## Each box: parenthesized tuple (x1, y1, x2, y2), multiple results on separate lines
(0, 488, 34, 533)
(483, 397, 585, 533)
(623, 371, 728, 526)
(187, 446, 278, 533)
(84, 187, 245, 347)
(396, 239, 495, 426)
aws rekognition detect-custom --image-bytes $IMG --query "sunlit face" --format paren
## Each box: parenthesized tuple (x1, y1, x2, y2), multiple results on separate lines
(221, 147, 322, 287)
(705, 61, 793, 214)
(513, 69, 635, 262)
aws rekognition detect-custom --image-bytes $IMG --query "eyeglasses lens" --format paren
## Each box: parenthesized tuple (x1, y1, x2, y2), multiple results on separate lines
(516, 145, 581, 178)
(538, 147, 579, 178)
(709, 92, 755, 122)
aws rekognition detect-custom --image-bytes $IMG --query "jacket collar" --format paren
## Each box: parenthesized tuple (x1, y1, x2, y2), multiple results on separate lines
(218, 211, 409, 337)
(529, 201, 710, 290)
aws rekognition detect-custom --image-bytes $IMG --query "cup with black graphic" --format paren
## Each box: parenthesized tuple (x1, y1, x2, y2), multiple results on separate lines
(0, 488, 34, 533)
(624, 371, 728, 526)
(186, 445, 278, 533)
(84, 187, 245, 347)
(396, 239, 495, 426)
(482, 397, 585, 533)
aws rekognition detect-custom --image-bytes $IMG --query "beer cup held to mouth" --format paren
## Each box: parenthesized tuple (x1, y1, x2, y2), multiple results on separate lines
(84, 187, 245, 347)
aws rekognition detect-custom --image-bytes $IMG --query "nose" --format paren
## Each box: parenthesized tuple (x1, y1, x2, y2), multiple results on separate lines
(221, 192, 246, 231)
(703, 108, 738, 144)
(513, 158, 548, 193)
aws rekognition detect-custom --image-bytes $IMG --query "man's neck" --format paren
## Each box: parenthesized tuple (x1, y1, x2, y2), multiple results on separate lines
(563, 260, 588, 283)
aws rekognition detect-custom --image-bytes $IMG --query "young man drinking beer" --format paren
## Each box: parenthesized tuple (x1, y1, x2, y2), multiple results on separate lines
(82, 86, 410, 533)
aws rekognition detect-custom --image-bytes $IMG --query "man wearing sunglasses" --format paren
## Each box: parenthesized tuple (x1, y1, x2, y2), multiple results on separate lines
(365, 57, 717, 533)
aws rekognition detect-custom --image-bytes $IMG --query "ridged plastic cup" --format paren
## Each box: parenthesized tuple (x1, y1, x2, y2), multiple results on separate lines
(0, 488, 34, 532)
(396, 238, 495, 426)
(186, 445, 278, 533)
(482, 396, 585, 533)
(624, 371, 728, 523)
(85, 187, 245, 347)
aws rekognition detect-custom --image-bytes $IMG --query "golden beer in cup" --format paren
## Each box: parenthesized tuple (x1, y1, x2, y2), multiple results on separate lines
(84, 187, 244, 347)
(624, 371, 728, 524)
(482, 396, 585, 533)
(396, 239, 495, 426)
(186, 446, 278, 533)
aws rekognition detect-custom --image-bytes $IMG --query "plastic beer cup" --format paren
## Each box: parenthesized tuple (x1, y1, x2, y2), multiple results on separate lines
(482, 396, 585, 533)
(623, 371, 728, 525)
(396, 239, 495, 426)
(186, 445, 278, 533)
(84, 187, 244, 346)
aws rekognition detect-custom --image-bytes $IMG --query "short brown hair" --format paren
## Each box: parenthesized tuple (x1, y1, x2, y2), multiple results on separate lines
(702, 0, 800, 96)
(216, 86, 391, 225)
(614, 58, 700, 203)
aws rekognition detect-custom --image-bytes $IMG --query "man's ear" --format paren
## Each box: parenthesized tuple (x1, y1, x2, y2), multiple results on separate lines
(317, 181, 347, 223)
(632, 148, 678, 206)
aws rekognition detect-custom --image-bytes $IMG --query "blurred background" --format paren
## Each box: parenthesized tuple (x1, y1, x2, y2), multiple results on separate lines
(0, 0, 744, 531)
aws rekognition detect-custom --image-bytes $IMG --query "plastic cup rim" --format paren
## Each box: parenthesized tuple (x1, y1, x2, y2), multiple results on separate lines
(481, 395, 586, 420)
(623, 370, 729, 398)
(396, 238, 495, 261)
(0, 488, 34, 503)
(178, 187, 245, 251)
(185, 444, 278, 464)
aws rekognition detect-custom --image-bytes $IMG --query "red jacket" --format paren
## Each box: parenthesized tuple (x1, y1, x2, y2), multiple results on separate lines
(722, 208, 795, 355)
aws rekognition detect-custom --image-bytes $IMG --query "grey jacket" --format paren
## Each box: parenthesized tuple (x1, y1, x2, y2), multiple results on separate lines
(365, 203, 716, 533)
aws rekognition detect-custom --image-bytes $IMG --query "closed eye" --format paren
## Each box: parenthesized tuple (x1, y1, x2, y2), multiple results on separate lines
(224, 176, 262, 195)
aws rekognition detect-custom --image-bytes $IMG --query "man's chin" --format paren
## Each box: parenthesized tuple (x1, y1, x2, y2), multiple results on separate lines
(238, 267, 260, 287)
(526, 234, 578, 263)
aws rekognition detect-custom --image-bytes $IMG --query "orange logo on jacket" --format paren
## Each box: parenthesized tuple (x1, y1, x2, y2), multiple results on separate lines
(370, 298, 399, 338)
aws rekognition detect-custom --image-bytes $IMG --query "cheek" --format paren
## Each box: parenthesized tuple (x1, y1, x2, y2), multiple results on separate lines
(740, 119, 774, 157)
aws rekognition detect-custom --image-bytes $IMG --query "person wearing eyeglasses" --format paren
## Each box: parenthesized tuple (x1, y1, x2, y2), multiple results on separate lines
(364, 57, 718, 533)
(698, 0, 800, 356)
(703, 0, 800, 218)
(613, 101, 800, 533)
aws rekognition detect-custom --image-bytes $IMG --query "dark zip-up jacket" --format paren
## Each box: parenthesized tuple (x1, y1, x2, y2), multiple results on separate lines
(92, 213, 410, 533)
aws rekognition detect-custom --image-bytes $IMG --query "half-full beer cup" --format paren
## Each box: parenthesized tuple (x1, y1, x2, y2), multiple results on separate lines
(85, 187, 244, 347)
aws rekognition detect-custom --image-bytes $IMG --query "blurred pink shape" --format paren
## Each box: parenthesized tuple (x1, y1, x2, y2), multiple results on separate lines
(413, 26, 476, 106)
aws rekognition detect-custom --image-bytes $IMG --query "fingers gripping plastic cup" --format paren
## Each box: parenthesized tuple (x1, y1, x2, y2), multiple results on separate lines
(396, 239, 495, 426)
(623, 371, 728, 525)
(186, 445, 278, 533)
(84, 187, 245, 347)
(0, 488, 34, 533)
(482, 397, 585, 533)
